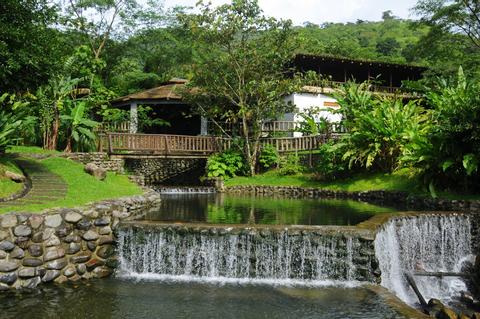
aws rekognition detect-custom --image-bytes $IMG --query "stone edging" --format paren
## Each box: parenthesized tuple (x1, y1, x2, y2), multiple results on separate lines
(0, 161, 31, 203)
(224, 185, 480, 213)
(0, 190, 160, 290)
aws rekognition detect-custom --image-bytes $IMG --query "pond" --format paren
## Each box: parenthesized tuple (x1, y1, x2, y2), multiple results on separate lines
(0, 278, 409, 319)
(142, 192, 398, 226)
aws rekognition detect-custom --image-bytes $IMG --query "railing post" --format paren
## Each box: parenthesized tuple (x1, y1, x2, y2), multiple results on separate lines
(164, 135, 169, 155)
(108, 133, 113, 154)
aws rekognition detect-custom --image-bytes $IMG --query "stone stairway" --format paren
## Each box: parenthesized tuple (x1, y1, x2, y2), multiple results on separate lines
(0, 159, 67, 209)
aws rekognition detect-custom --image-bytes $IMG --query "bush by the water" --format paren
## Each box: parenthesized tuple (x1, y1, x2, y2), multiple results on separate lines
(258, 144, 280, 170)
(314, 142, 349, 181)
(206, 150, 245, 179)
(278, 154, 304, 176)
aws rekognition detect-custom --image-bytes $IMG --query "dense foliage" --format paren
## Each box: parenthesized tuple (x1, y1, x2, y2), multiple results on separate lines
(258, 144, 280, 170)
(0, 0, 479, 194)
(206, 151, 245, 180)
(334, 82, 428, 172)
(0, 94, 27, 153)
(402, 68, 480, 193)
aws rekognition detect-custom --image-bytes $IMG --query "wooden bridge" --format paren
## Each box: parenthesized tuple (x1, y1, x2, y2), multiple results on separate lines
(98, 133, 333, 156)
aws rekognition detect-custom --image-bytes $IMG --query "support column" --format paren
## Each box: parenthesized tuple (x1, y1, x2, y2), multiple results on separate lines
(200, 116, 208, 136)
(130, 102, 138, 133)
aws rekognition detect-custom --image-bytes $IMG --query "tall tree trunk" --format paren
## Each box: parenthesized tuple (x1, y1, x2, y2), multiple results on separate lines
(241, 115, 256, 176)
(47, 104, 60, 150)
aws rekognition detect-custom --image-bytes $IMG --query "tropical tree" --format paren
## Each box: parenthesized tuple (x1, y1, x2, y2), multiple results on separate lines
(61, 101, 98, 152)
(0, 0, 61, 92)
(62, 0, 165, 59)
(36, 76, 82, 150)
(0, 94, 26, 153)
(414, 0, 480, 49)
(181, 0, 301, 176)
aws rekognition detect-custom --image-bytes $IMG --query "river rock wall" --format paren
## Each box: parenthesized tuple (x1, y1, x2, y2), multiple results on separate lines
(0, 191, 160, 290)
(62, 153, 125, 173)
(124, 158, 206, 185)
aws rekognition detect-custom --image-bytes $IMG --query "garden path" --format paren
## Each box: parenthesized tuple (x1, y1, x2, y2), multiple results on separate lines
(0, 158, 67, 209)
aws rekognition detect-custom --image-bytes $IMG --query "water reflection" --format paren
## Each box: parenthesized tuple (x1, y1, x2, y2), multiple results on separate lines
(0, 279, 408, 319)
(143, 193, 397, 226)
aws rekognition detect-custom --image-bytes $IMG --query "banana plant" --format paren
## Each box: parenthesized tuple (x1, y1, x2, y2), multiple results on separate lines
(0, 93, 27, 153)
(61, 101, 98, 152)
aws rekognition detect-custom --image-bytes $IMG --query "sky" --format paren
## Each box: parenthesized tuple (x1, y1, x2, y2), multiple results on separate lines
(163, 0, 420, 25)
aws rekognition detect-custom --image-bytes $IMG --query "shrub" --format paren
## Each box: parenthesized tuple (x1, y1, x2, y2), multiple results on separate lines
(335, 82, 428, 172)
(314, 142, 349, 181)
(401, 68, 480, 194)
(206, 150, 245, 179)
(258, 144, 279, 170)
(278, 154, 304, 176)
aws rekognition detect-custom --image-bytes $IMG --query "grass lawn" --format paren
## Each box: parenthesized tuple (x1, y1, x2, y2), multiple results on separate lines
(0, 156, 24, 198)
(225, 169, 417, 192)
(0, 157, 143, 213)
(7, 145, 60, 155)
(225, 169, 480, 200)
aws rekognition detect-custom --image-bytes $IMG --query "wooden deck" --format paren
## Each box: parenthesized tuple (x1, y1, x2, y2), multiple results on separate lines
(98, 133, 333, 156)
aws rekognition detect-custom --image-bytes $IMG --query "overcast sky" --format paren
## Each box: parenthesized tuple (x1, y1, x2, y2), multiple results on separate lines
(163, 0, 420, 25)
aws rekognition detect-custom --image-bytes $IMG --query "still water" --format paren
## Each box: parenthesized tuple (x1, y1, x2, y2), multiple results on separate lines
(0, 278, 408, 319)
(142, 193, 397, 226)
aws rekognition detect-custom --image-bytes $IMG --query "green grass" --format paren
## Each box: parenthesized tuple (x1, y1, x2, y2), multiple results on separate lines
(225, 169, 480, 200)
(0, 157, 143, 213)
(7, 145, 60, 155)
(0, 156, 24, 198)
(225, 169, 417, 192)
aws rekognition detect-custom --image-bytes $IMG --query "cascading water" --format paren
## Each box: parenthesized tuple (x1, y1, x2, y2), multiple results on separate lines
(155, 186, 216, 194)
(374, 214, 473, 305)
(117, 225, 378, 285)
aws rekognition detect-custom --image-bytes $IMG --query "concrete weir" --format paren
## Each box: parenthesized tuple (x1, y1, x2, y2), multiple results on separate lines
(117, 209, 478, 312)
(117, 221, 380, 283)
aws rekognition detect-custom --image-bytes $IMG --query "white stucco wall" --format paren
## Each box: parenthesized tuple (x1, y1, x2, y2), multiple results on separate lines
(283, 92, 342, 137)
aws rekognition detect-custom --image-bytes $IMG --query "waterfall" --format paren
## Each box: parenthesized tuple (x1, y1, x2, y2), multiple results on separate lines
(155, 187, 216, 194)
(374, 214, 473, 305)
(117, 225, 377, 285)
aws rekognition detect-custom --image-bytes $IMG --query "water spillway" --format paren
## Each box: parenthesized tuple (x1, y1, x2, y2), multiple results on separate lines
(155, 186, 217, 194)
(374, 214, 473, 305)
(117, 223, 380, 284)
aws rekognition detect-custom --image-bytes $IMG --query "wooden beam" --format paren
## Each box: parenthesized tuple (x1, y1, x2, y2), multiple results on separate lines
(405, 273, 428, 309)
(414, 271, 471, 278)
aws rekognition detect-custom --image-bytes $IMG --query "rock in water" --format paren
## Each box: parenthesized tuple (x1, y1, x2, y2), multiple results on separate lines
(84, 163, 106, 181)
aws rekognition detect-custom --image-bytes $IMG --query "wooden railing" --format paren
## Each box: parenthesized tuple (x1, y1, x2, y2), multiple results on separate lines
(96, 122, 131, 133)
(209, 121, 347, 134)
(260, 135, 328, 153)
(98, 133, 338, 155)
(261, 121, 300, 132)
(98, 133, 231, 155)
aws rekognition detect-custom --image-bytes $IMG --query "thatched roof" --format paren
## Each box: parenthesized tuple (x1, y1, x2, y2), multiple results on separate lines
(111, 79, 187, 106)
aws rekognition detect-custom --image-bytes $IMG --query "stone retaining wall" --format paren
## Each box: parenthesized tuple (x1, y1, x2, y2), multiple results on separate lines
(0, 191, 160, 290)
(124, 158, 206, 185)
(62, 153, 124, 173)
(225, 185, 480, 213)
